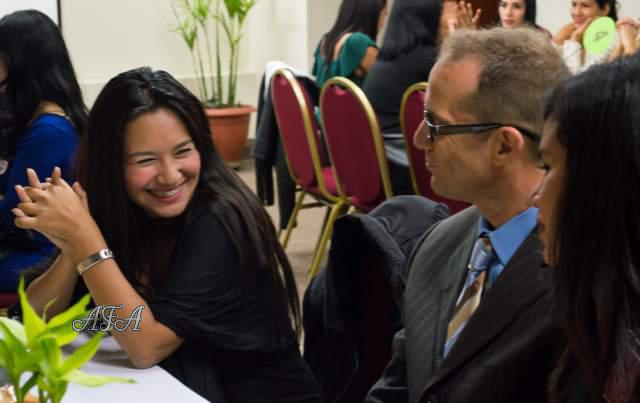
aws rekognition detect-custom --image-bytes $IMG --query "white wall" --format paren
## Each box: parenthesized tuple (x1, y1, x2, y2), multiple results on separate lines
(538, 0, 640, 35)
(60, 0, 310, 137)
(52, 0, 640, 139)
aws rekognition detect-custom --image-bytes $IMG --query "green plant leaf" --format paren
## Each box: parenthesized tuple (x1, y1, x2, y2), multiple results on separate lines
(59, 333, 104, 375)
(0, 321, 35, 375)
(63, 369, 135, 387)
(34, 336, 63, 382)
(40, 294, 91, 347)
(17, 277, 46, 343)
(20, 373, 39, 399)
(0, 338, 11, 369)
(0, 317, 27, 344)
(47, 294, 91, 329)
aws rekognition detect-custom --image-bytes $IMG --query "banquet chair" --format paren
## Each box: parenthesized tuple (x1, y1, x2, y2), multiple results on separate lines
(319, 77, 393, 214)
(0, 292, 18, 315)
(271, 69, 349, 279)
(400, 82, 470, 214)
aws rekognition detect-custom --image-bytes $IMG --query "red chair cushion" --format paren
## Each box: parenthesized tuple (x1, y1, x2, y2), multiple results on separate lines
(307, 167, 340, 199)
(321, 83, 386, 206)
(272, 74, 321, 188)
(0, 293, 18, 308)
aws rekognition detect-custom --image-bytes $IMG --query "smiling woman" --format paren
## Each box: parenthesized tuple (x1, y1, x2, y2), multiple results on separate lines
(11, 67, 322, 403)
(553, 0, 620, 74)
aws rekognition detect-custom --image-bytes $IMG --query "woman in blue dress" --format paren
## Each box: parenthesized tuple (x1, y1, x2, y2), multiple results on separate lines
(0, 10, 86, 291)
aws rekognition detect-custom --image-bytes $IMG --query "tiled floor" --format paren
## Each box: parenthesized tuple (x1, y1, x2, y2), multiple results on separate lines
(234, 159, 326, 300)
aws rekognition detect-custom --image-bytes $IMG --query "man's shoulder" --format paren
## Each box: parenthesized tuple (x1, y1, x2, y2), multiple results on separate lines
(414, 206, 480, 249)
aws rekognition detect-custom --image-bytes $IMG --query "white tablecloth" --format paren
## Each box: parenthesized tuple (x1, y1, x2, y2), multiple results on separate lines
(62, 335, 208, 403)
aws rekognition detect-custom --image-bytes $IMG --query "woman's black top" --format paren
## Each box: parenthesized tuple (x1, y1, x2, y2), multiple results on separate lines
(362, 45, 438, 134)
(145, 195, 321, 402)
(34, 194, 322, 403)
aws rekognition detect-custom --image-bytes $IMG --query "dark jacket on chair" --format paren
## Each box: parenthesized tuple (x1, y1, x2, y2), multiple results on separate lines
(251, 71, 319, 230)
(303, 196, 449, 403)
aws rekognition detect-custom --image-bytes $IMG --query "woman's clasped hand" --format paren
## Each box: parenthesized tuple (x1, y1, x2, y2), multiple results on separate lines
(12, 167, 99, 262)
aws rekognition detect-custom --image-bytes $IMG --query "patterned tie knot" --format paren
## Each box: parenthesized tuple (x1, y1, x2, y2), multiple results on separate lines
(468, 236, 495, 273)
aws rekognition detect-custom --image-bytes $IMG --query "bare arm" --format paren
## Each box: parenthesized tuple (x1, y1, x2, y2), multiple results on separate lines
(355, 46, 379, 77)
(554, 22, 577, 45)
(14, 169, 183, 368)
(617, 18, 640, 56)
(25, 253, 79, 318)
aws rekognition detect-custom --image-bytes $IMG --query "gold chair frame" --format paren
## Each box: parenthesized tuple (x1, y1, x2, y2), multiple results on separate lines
(399, 82, 428, 196)
(271, 69, 349, 279)
(319, 76, 394, 212)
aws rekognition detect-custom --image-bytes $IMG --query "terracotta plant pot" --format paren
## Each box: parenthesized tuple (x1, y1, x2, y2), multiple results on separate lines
(205, 105, 256, 163)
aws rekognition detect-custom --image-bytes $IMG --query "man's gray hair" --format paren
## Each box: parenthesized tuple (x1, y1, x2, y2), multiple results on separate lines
(439, 27, 570, 145)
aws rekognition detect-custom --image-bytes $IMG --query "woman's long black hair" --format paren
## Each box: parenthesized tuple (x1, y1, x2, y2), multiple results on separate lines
(377, 0, 440, 61)
(76, 67, 301, 335)
(321, 0, 386, 65)
(595, 0, 618, 21)
(0, 10, 87, 157)
(545, 53, 640, 402)
(496, 0, 538, 27)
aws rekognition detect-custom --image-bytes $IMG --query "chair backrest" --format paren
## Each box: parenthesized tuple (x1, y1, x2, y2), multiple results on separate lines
(0, 293, 18, 309)
(271, 69, 335, 200)
(400, 83, 470, 214)
(320, 77, 393, 209)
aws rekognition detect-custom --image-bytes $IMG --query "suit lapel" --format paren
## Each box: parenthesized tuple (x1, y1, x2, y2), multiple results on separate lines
(423, 231, 547, 392)
(431, 224, 477, 370)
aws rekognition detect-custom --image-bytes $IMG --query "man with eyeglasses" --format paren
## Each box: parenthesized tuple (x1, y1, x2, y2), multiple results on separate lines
(367, 28, 570, 403)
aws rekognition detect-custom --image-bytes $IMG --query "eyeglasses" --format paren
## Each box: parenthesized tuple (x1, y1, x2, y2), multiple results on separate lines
(423, 110, 540, 143)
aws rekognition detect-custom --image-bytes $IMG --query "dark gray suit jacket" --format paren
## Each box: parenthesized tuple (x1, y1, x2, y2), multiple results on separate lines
(367, 206, 561, 403)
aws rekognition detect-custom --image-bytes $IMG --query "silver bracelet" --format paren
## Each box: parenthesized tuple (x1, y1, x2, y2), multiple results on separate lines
(76, 248, 114, 276)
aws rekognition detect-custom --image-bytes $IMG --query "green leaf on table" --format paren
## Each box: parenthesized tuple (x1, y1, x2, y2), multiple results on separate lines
(17, 277, 46, 343)
(0, 316, 27, 344)
(0, 338, 11, 368)
(0, 321, 34, 374)
(40, 293, 91, 347)
(59, 332, 104, 375)
(36, 336, 63, 379)
(63, 369, 135, 387)
(20, 373, 39, 398)
(47, 293, 91, 329)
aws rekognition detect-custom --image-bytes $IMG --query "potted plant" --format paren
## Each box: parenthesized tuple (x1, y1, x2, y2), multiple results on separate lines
(0, 279, 133, 403)
(172, 0, 257, 164)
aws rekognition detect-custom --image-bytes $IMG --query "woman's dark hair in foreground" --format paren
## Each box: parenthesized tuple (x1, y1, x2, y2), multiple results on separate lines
(321, 0, 387, 65)
(76, 67, 301, 335)
(545, 53, 640, 402)
(377, 0, 440, 61)
(0, 9, 87, 153)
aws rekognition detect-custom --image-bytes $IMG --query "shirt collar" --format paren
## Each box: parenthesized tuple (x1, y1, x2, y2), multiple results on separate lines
(477, 207, 538, 267)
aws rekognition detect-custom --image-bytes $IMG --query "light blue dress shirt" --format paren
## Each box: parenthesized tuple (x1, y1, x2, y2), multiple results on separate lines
(478, 207, 539, 287)
(443, 207, 538, 357)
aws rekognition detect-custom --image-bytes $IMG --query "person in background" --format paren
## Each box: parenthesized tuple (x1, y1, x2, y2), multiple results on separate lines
(0, 10, 86, 291)
(532, 53, 640, 403)
(14, 67, 322, 403)
(361, 0, 442, 195)
(439, 0, 481, 39)
(312, 0, 388, 88)
(366, 27, 570, 403)
(611, 17, 640, 58)
(497, 0, 551, 36)
(553, 0, 619, 74)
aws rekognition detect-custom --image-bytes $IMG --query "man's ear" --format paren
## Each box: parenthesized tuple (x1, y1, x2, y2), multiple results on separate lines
(493, 127, 526, 166)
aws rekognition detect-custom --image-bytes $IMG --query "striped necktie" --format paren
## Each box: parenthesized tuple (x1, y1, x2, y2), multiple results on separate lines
(444, 236, 496, 357)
